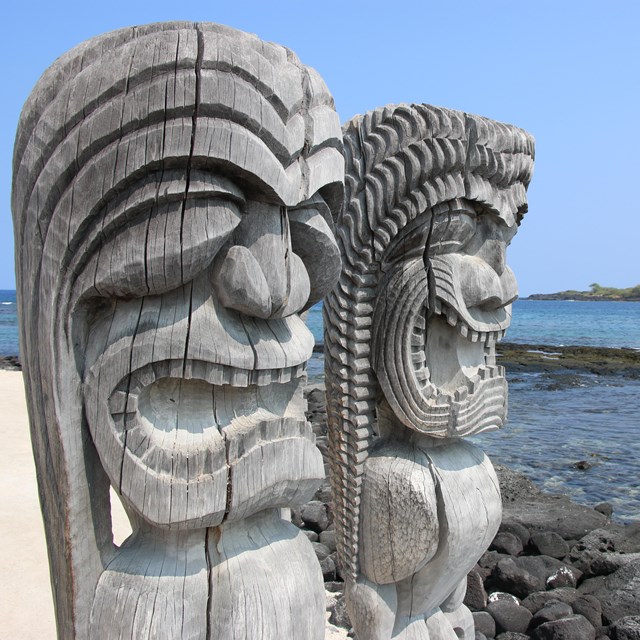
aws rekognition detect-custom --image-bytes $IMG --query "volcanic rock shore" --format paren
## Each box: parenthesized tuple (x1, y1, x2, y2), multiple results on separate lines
(301, 387, 640, 640)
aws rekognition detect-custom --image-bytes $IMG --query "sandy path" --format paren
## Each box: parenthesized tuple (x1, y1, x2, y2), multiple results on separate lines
(0, 370, 56, 638)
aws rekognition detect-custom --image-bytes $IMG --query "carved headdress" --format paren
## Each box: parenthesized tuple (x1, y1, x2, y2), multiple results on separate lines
(13, 22, 342, 636)
(324, 104, 534, 580)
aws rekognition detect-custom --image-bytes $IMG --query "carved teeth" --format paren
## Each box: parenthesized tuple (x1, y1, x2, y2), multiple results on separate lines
(446, 308, 458, 326)
(454, 387, 468, 402)
(470, 331, 479, 342)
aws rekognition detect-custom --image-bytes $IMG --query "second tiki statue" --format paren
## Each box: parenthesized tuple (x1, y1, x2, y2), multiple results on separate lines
(325, 104, 535, 639)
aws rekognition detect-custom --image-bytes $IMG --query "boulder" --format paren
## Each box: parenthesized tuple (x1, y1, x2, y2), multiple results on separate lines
(500, 521, 532, 547)
(319, 529, 337, 553)
(514, 555, 581, 588)
(473, 611, 496, 638)
(522, 588, 578, 613)
(530, 532, 570, 559)
(301, 501, 330, 533)
(571, 594, 603, 629)
(594, 503, 614, 518)
(531, 614, 596, 639)
(312, 541, 332, 561)
(488, 592, 522, 606)
(578, 559, 640, 624)
(547, 566, 580, 589)
(327, 590, 351, 630)
(486, 600, 532, 634)
(320, 555, 336, 581)
(609, 616, 640, 640)
(491, 532, 524, 557)
(490, 557, 543, 599)
(465, 569, 489, 611)
(530, 602, 575, 629)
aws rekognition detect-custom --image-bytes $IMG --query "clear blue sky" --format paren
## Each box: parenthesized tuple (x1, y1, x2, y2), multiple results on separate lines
(2, 1, 638, 296)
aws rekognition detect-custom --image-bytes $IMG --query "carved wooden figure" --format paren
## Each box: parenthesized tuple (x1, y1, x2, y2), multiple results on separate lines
(325, 104, 534, 639)
(12, 22, 344, 639)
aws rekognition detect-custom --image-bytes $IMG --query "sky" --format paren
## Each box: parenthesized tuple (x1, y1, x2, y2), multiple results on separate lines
(1, 1, 638, 296)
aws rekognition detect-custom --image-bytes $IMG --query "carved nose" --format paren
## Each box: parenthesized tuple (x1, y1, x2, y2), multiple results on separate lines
(211, 203, 311, 319)
(477, 239, 506, 276)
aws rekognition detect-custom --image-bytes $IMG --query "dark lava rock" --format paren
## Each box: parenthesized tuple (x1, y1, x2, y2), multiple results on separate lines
(522, 588, 578, 613)
(494, 465, 609, 540)
(475, 632, 488, 640)
(500, 521, 532, 547)
(547, 566, 580, 590)
(320, 554, 336, 581)
(578, 559, 640, 624)
(473, 611, 496, 638)
(324, 581, 344, 593)
(328, 591, 351, 629)
(312, 541, 331, 561)
(530, 532, 570, 559)
(595, 503, 614, 518)
(496, 634, 530, 640)
(609, 616, 640, 640)
(0, 355, 21, 371)
(491, 557, 543, 599)
(488, 592, 522, 606)
(495, 464, 542, 503)
(514, 556, 581, 588)
(572, 595, 602, 629)
(302, 529, 319, 542)
(480, 550, 512, 574)
(320, 529, 337, 553)
(573, 460, 593, 470)
(465, 570, 488, 611)
(492, 532, 524, 557)
(502, 492, 609, 541)
(301, 501, 329, 533)
(530, 602, 575, 629)
(581, 525, 640, 555)
(487, 600, 533, 634)
(531, 614, 596, 639)
(313, 481, 332, 506)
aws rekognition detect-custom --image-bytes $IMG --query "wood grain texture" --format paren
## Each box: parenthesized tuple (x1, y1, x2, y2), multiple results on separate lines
(13, 21, 343, 639)
(324, 104, 534, 638)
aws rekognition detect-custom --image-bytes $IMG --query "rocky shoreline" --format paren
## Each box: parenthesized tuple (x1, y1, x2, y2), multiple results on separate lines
(300, 387, 640, 640)
(5, 342, 640, 377)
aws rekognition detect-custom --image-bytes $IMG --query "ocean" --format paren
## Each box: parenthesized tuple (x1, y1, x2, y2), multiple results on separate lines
(2, 291, 639, 522)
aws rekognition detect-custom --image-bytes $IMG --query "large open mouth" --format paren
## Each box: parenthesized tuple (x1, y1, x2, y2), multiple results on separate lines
(409, 299, 508, 436)
(102, 358, 321, 526)
(108, 358, 309, 467)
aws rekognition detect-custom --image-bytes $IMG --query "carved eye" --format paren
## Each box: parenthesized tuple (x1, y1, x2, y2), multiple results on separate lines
(90, 172, 244, 298)
(429, 204, 477, 256)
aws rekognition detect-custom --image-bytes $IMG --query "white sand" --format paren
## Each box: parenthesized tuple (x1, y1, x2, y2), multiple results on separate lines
(0, 370, 347, 639)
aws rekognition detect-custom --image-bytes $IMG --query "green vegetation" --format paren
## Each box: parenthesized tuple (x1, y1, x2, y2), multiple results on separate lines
(527, 283, 640, 301)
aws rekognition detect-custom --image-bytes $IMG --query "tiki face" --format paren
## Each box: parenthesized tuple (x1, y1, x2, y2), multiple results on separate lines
(373, 198, 519, 438)
(83, 182, 341, 529)
(425, 199, 518, 431)
(81, 131, 342, 531)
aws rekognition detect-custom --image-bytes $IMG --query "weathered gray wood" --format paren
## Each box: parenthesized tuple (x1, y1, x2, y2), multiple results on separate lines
(13, 21, 343, 639)
(325, 103, 534, 639)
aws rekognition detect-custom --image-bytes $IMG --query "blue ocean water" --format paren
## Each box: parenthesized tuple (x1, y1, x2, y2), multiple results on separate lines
(2, 292, 639, 521)
(0, 290, 17, 356)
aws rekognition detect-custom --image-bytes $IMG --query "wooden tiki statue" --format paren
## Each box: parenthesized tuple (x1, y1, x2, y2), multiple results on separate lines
(325, 104, 534, 639)
(12, 22, 344, 639)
